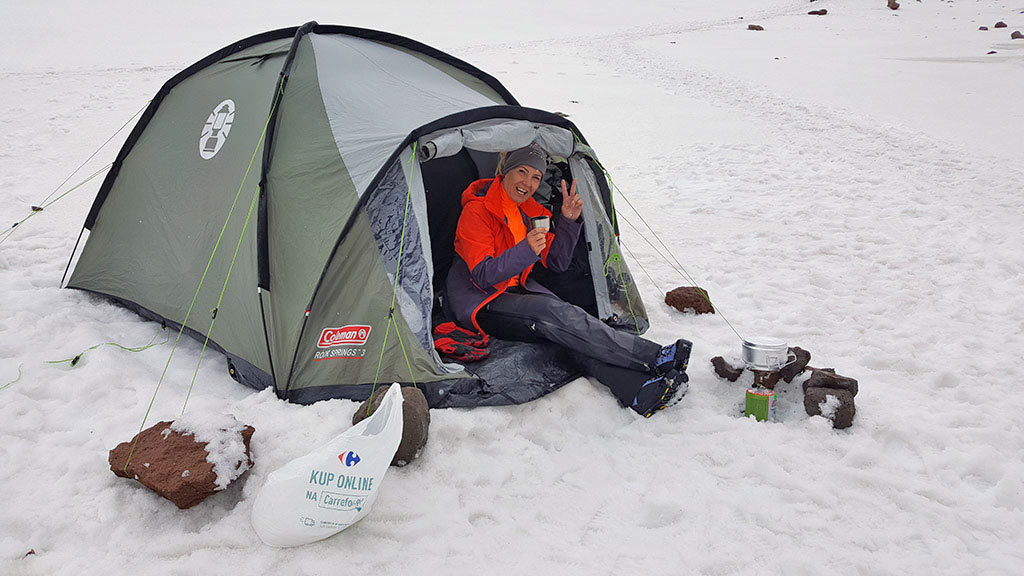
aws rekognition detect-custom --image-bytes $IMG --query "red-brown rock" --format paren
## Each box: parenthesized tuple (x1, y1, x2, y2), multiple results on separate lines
(109, 420, 254, 509)
(887, 0, 900, 10)
(994, 21, 1007, 28)
(354, 386, 430, 467)
(748, 24, 765, 31)
(665, 286, 715, 314)
(808, 9, 827, 15)
(1012, 31, 1023, 39)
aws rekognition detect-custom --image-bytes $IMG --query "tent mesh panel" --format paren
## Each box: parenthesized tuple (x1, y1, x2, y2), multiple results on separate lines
(364, 160, 434, 351)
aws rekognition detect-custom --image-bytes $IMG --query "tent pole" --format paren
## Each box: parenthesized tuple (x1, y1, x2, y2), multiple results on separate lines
(257, 287, 279, 393)
(59, 227, 86, 287)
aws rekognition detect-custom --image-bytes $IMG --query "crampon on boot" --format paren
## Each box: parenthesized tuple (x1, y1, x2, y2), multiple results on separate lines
(631, 369, 688, 418)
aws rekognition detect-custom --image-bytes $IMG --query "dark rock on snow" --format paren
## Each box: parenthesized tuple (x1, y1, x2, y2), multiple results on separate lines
(779, 346, 812, 383)
(711, 356, 744, 382)
(1012, 31, 1024, 40)
(987, 50, 998, 54)
(808, 9, 828, 16)
(994, 21, 1007, 28)
(354, 385, 430, 467)
(665, 286, 715, 314)
(109, 420, 255, 509)
(802, 368, 859, 396)
(748, 24, 764, 31)
(887, 0, 899, 10)
(979, 26, 989, 31)
(804, 387, 856, 429)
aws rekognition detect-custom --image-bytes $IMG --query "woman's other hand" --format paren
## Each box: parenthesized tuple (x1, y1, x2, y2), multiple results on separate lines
(526, 227, 548, 255)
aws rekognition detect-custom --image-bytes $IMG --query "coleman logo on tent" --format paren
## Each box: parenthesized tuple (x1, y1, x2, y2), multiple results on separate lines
(318, 325, 372, 348)
(198, 99, 235, 159)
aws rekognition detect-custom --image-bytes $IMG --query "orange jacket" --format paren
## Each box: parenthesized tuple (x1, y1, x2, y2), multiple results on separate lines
(454, 175, 555, 292)
(447, 175, 582, 332)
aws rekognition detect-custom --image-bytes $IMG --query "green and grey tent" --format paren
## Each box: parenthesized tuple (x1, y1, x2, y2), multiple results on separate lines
(65, 22, 649, 407)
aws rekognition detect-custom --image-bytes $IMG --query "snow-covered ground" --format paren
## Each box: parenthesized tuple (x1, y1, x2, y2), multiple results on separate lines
(2, 1, 1023, 574)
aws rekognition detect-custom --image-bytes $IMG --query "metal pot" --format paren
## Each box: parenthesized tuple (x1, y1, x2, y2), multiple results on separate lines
(741, 337, 796, 372)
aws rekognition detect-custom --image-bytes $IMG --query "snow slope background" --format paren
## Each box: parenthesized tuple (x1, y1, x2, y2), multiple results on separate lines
(2, 1, 1023, 574)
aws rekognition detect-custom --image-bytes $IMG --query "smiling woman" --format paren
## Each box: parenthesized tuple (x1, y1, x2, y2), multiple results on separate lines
(445, 144, 692, 418)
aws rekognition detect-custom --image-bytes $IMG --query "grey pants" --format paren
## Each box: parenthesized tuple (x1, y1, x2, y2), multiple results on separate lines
(475, 290, 661, 405)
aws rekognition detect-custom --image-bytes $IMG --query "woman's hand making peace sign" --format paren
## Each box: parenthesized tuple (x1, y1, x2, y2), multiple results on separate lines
(560, 178, 582, 221)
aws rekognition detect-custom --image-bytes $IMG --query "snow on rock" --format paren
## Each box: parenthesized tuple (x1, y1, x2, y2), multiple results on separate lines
(170, 411, 253, 490)
(803, 387, 856, 429)
(818, 393, 841, 419)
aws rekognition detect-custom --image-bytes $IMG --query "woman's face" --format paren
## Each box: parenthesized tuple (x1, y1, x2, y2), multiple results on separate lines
(502, 164, 543, 204)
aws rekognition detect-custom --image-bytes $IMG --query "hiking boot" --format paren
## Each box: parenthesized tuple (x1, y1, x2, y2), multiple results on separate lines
(653, 338, 693, 375)
(631, 369, 688, 418)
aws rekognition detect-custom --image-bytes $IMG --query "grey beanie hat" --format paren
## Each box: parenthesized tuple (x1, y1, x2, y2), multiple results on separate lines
(501, 144, 548, 175)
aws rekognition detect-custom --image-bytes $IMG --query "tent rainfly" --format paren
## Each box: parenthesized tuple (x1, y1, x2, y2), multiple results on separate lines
(66, 22, 649, 407)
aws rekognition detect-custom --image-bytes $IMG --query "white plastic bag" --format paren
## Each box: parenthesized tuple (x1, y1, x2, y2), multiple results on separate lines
(251, 383, 405, 547)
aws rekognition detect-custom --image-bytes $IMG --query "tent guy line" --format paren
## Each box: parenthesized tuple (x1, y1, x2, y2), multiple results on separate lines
(369, 143, 423, 409)
(579, 143, 745, 342)
(0, 101, 148, 248)
(123, 84, 286, 472)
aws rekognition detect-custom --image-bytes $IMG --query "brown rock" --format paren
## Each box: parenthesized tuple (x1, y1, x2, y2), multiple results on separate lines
(711, 356, 744, 382)
(748, 24, 764, 31)
(808, 9, 828, 15)
(804, 387, 856, 429)
(109, 420, 254, 509)
(802, 368, 859, 396)
(354, 386, 430, 467)
(987, 50, 998, 54)
(994, 21, 1007, 28)
(979, 26, 989, 31)
(887, 0, 899, 10)
(779, 346, 812, 383)
(665, 286, 715, 314)
(1012, 31, 1024, 39)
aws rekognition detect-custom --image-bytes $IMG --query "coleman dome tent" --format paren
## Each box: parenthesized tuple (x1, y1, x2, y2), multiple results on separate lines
(66, 22, 649, 407)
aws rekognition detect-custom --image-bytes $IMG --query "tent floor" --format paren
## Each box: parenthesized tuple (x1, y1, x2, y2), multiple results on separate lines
(430, 338, 583, 408)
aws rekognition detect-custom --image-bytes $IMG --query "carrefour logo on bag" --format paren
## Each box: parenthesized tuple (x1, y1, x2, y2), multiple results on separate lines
(318, 325, 372, 348)
(338, 451, 361, 467)
(198, 99, 235, 160)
